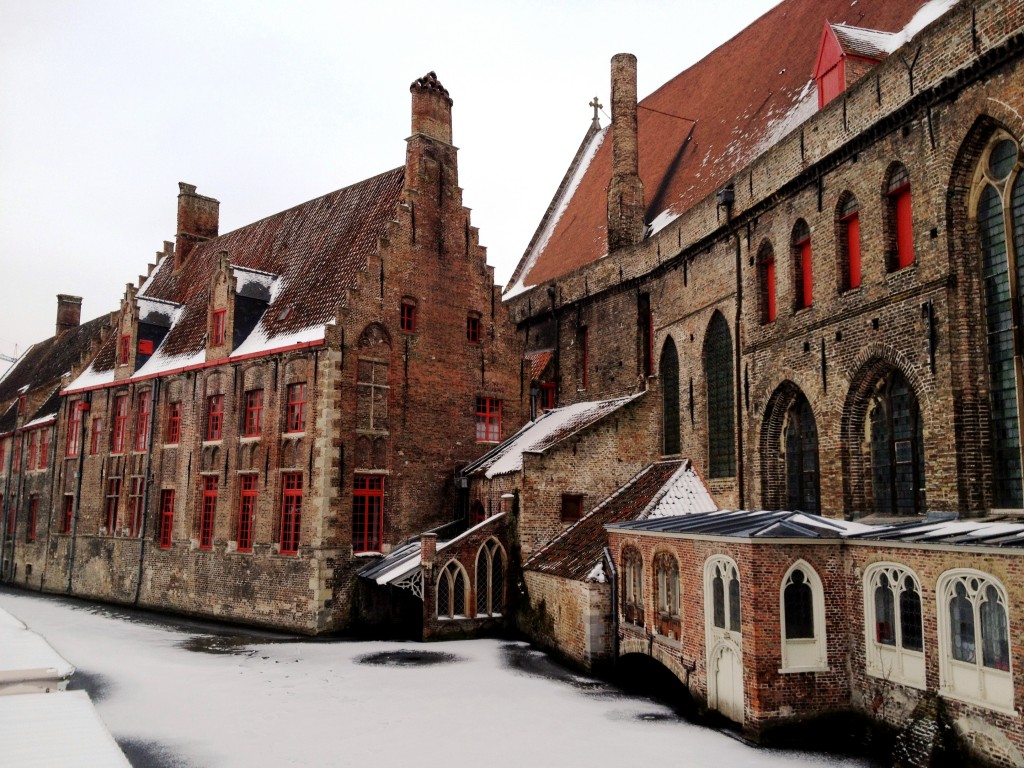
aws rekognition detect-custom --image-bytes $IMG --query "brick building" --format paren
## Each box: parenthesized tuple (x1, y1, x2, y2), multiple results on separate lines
(0, 71, 521, 633)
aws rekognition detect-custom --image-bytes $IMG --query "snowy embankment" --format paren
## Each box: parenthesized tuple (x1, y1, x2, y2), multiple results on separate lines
(0, 590, 869, 768)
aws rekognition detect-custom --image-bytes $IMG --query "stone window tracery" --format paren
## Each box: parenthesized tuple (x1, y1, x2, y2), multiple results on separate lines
(863, 563, 925, 688)
(437, 560, 469, 619)
(780, 561, 827, 672)
(475, 539, 505, 617)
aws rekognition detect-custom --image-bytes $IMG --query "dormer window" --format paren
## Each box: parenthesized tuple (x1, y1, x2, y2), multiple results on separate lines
(814, 22, 893, 109)
(211, 309, 227, 347)
(119, 334, 131, 366)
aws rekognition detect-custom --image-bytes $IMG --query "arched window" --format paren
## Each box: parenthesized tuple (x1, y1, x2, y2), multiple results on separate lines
(470, 500, 486, 525)
(838, 194, 861, 291)
(976, 134, 1024, 508)
(437, 560, 469, 619)
(780, 561, 827, 672)
(783, 394, 820, 513)
(868, 369, 924, 515)
(937, 570, 1013, 711)
(757, 241, 776, 323)
(705, 555, 741, 636)
(654, 552, 680, 618)
(622, 546, 644, 625)
(792, 220, 813, 310)
(863, 563, 925, 688)
(886, 163, 914, 271)
(704, 312, 735, 478)
(475, 539, 505, 617)
(661, 339, 680, 455)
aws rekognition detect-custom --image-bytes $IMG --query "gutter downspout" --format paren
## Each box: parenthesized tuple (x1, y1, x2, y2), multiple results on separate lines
(66, 394, 90, 593)
(134, 379, 160, 604)
(603, 546, 619, 664)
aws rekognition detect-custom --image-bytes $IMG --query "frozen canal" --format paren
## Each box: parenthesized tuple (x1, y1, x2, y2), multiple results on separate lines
(0, 589, 871, 768)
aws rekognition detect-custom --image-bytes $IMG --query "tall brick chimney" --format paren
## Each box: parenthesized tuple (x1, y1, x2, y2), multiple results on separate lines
(607, 53, 646, 251)
(410, 71, 453, 144)
(174, 182, 220, 270)
(56, 294, 82, 336)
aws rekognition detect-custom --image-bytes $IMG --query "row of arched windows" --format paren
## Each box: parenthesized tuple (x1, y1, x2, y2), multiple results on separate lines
(435, 538, 506, 620)
(622, 545, 1014, 712)
(756, 162, 915, 323)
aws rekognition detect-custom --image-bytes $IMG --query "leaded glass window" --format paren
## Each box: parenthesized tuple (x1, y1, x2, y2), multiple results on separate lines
(661, 339, 680, 456)
(475, 539, 505, 617)
(783, 395, 819, 513)
(868, 370, 924, 515)
(705, 312, 735, 477)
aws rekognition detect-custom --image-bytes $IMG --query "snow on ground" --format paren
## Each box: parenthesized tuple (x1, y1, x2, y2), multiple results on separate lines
(0, 589, 870, 768)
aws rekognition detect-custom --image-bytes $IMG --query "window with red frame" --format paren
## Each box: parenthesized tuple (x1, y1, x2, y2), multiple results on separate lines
(166, 402, 181, 445)
(119, 334, 131, 366)
(105, 477, 121, 533)
(27, 495, 38, 542)
(237, 474, 257, 552)
(27, 431, 37, 471)
(128, 476, 145, 537)
(62, 495, 74, 535)
(475, 397, 501, 443)
(158, 489, 174, 548)
(840, 195, 862, 290)
(757, 242, 777, 324)
(206, 394, 224, 441)
(400, 300, 416, 333)
(90, 417, 104, 455)
(286, 383, 307, 433)
(111, 394, 129, 453)
(471, 500, 486, 525)
(67, 402, 82, 457)
(280, 472, 302, 555)
(0, 440, 5, 472)
(17, 395, 26, 415)
(560, 494, 584, 522)
(134, 390, 151, 452)
(792, 220, 813, 310)
(39, 429, 49, 470)
(887, 164, 914, 270)
(199, 475, 217, 549)
(540, 382, 556, 411)
(467, 314, 480, 344)
(211, 309, 226, 346)
(352, 474, 382, 553)
(243, 390, 263, 437)
(12, 439, 21, 474)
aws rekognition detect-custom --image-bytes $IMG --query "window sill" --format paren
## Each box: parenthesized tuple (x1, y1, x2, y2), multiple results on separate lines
(283, 432, 306, 440)
(938, 689, 1017, 717)
(239, 436, 262, 443)
(865, 666, 926, 691)
(353, 550, 382, 557)
(778, 665, 829, 674)
(202, 440, 223, 447)
(162, 443, 180, 449)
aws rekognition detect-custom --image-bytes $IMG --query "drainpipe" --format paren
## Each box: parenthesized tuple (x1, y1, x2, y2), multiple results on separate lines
(67, 394, 91, 593)
(134, 379, 160, 604)
(603, 546, 619, 664)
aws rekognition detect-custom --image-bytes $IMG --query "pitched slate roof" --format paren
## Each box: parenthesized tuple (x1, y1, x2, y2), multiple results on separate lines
(526, 460, 716, 581)
(0, 315, 110, 404)
(506, 0, 940, 294)
(67, 168, 405, 390)
(462, 393, 644, 479)
(608, 508, 874, 539)
(831, 23, 897, 61)
(849, 518, 1024, 548)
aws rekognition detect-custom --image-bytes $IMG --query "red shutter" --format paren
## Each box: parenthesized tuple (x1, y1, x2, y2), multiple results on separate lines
(846, 213, 861, 289)
(895, 189, 914, 269)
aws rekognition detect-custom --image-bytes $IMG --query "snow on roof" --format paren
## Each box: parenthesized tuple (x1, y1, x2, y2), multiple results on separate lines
(851, 518, 1024, 548)
(230, 324, 325, 359)
(63, 361, 115, 392)
(21, 412, 57, 430)
(465, 394, 644, 479)
(830, 24, 897, 60)
(639, 460, 717, 518)
(0, 607, 75, 685)
(608, 508, 878, 539)
(233, 264, 281, 302)
(137, 295, 181, 328)
(0, 690, 130, 767)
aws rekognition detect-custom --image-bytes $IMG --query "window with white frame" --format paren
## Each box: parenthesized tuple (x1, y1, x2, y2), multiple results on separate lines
(437, 560, 469, 620)
(705, 555, 741, 637)
(937, 569, 1013, 711)
(475, 539, 505, 617)
(655, 552, 680, 618)
(863, 563, 925, 688)
(780, 561, 828, 672)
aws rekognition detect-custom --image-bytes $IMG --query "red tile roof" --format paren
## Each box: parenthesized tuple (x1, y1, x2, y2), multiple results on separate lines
(509, 0, 932, 291)
(526, 350, 552, 382)
(79, 168, 405, 380)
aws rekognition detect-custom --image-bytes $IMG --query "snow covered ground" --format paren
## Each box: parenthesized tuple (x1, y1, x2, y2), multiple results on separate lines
(0, 589, 870, 768)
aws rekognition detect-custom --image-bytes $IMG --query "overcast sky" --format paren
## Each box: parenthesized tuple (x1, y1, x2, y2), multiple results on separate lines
(0, 0, 780, 371)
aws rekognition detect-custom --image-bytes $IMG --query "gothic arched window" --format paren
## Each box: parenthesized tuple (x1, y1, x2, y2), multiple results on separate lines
(838, 194, 861, 291)
(437, 560, 469, 620)
(868, 369, 924, 515)
(661, 338, 680, 455)
(863, 563, 925, 688)
(704, 312, 735, 478)
(475, 539, 505, 617)
(783, 395, 819, 513)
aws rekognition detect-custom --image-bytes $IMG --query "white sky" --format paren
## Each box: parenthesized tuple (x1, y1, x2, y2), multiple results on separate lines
(0, 0, 781, 367)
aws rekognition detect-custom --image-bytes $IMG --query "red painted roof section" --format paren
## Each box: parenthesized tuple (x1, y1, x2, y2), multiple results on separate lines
(513, 0, 930, 290)
(526, 350, 552, 381)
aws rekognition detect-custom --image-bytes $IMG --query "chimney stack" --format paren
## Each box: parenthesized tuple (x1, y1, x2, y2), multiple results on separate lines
(410, 71, 453, 145)
(56, 294, 82, 336)
(174, 182, 220, 270)
(607, 53, 646, 251)
(420, 533, 437, 570)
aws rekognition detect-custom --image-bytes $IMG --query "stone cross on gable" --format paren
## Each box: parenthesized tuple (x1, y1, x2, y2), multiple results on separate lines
(590, 96, 603, 128)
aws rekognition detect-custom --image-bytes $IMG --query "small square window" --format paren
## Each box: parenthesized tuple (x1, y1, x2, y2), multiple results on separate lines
(400, 301, 416, 333)
(561, 494, 584, 522)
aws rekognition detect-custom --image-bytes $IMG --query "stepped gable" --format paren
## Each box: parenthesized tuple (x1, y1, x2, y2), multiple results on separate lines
(0, 315, 110, 405)
(526, 459, 714, 580)
(86, 167, 405, 372)
(510, 0, 930, 291)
